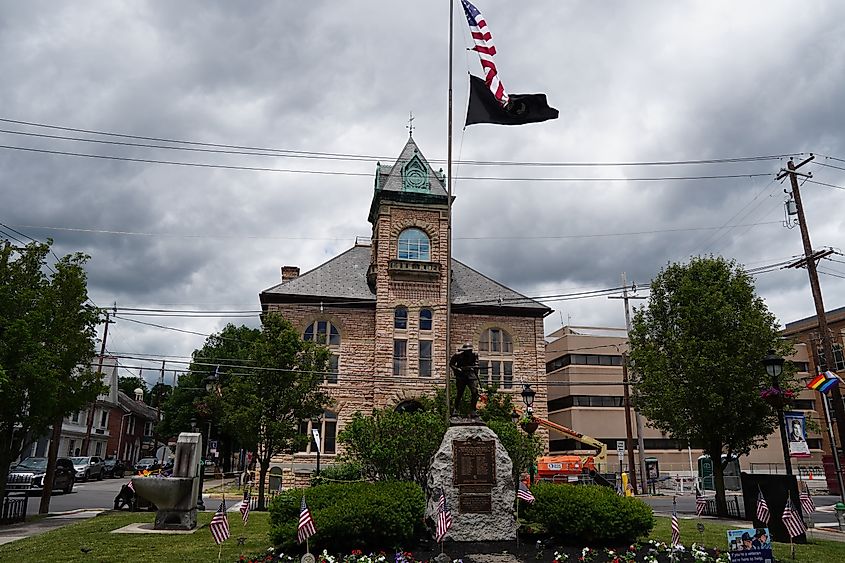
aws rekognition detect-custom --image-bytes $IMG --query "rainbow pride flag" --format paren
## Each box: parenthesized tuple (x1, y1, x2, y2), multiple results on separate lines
(808, 371, 842, 393)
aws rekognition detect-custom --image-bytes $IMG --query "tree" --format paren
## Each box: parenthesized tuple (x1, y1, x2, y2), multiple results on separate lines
(628, 256, 793, 516)
(217, 313, 331, 509)
(157, 323, 260, 473)
(0, 241, 103, 501)
(479, 390, 543, 483)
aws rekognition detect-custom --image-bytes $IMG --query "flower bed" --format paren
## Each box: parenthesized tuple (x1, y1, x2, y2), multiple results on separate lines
(237, 540, 731, 563)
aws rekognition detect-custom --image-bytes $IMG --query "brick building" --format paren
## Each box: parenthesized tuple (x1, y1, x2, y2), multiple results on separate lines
(546, 325, 825, 480)
(259, 137, 551, 486)
(106, 390, 159, 464)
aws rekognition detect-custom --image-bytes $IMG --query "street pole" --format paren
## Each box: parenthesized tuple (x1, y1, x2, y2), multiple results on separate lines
(777, 155, 845, 486)
(82, 309, 112, 455)
(609, 272, 648, 494)
(621, 352, 638, 493)
(444, 0, 454, 424)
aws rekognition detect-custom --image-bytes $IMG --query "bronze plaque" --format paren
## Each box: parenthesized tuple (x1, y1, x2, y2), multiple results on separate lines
(459, 494, 492, 514)
(459, 484, 493, 495)
(453, 439, 496, 485)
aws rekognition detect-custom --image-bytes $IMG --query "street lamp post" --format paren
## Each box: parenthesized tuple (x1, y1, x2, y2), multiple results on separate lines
(190, 417, 205, 511)
(763, 351, 792, 476)
(519, 384, 538, 484)
(311, 415, 322, 476)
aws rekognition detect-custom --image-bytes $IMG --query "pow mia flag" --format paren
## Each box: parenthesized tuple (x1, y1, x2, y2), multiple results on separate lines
(465, 74, 558, 126)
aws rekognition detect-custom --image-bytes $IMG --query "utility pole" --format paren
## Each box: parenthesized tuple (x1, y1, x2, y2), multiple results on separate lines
(157, 360, 165, 462)
(82, 309, 113, 455)
(609, 272, 648, 494)
(777, 154, 845, 492)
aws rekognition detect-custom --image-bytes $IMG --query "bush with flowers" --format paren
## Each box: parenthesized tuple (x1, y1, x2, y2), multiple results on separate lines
(268, 481, 425, 552)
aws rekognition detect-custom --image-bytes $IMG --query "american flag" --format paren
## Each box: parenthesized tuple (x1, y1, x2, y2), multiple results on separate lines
(756, 489, 770, 524)
(297, 496, 316, 544)
(671, 498, 681, 546)
(517, 482, 535, 504)
(209, 500, 230, 545)
(695, 493, 707, 517)
(435, 490, 452, 543)
(460, 0, 508, 106)
(126, 480, 135, 493)
(799, 492, 816, 515)
(782, 497, 806, 539)
(239, 495, 250, 525)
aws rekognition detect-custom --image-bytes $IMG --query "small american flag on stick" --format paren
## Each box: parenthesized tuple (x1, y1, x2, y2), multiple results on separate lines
(209, 500, 230, 545)
(435, 490, 452, 542)
(799, 491, 815, 515)
(756, 489, 770, 525)
(239, 494, 250, 525)
(695, 491, 707, 517)
(297, 496, 316, 544)
(782, 497, 806, 539)
(517, 482, 535, 504)
(671, 497, 681, 546)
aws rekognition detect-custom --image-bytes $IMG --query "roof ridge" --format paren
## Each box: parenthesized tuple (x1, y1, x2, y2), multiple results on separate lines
(452, 257, 549, 310)
(261, 245, 367, 294)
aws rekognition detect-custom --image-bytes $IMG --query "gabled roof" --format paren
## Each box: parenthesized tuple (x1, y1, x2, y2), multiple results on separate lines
(260, 244, 550, 316)
(117, 390, 159, 421)
(369, 137, 449, 223)
(375, 137, 447, 196)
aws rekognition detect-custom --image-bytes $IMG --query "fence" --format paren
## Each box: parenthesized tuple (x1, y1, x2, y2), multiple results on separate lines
(1, 493, 28, 525)
(245, 488, 280, 511)
(699, 495, 745, 519)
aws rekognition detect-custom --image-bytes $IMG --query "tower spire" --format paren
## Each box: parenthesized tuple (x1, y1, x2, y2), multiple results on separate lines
(406, 111, 415, 138)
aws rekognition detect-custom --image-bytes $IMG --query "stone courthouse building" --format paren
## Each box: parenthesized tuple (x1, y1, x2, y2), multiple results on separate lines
(259, 137, 550, 486)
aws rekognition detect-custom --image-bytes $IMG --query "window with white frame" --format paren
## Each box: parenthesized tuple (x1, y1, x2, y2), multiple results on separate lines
(397, 228, 430, 261)
(478, 328, 514, 389)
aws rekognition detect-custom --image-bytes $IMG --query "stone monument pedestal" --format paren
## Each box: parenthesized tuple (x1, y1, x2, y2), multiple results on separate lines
(426, 422, 516, 542)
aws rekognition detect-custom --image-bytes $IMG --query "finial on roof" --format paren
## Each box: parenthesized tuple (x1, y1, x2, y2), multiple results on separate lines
(406, 111, 415, 138)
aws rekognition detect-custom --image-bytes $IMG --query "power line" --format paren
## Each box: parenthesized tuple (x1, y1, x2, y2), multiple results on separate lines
(0, 116, 799, 168)
(4, 220, 785, 242)
(0, 143, 775, 183)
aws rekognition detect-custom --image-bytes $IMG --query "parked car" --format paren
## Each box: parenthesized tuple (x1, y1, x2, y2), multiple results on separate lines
(70, 456, 105, 481)
(133, 457, 162, 474)
(102, 458, 126, 478)
(6, 457, 76, 493)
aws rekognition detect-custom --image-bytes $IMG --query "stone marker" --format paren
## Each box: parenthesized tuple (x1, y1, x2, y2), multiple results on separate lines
(426, 423, 516, 541)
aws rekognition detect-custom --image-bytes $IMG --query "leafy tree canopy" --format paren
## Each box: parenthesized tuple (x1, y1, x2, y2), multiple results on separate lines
(628, 256, 793, 513)
(0, 241, 103, 497)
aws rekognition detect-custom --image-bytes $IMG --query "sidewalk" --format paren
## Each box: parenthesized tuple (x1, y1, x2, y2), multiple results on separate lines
(0, 509, 105, 546)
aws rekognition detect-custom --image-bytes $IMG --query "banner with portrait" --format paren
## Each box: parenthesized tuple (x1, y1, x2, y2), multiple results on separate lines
(784, 412, 811, 458)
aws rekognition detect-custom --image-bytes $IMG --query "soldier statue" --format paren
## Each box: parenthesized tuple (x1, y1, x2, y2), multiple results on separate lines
(450, 343, 480, 416)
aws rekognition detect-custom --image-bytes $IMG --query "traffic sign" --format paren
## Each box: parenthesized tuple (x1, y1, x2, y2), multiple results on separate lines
(616, 441, 625, 460)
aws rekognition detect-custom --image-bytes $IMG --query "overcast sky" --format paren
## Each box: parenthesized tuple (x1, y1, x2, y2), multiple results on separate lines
(2, 1, 844, 387)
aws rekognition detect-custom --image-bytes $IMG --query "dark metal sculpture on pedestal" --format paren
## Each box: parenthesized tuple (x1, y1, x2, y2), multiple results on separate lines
(450, 343, 480, 417)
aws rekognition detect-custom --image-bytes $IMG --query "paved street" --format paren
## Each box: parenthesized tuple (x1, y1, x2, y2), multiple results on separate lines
(642, 494, 842, 526)
(23, 476, 126, 515)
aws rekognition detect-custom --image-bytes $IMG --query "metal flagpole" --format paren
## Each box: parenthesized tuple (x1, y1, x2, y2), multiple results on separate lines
(445, 0, 454, 423)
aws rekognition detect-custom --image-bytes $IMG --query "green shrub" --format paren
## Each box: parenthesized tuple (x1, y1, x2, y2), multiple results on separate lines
(269, 481, 425, 552)
(310, 461, 363, 486)
(522, 482, 654, 545)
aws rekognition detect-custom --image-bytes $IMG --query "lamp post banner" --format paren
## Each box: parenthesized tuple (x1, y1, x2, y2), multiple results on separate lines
(783, 413, 811, 458)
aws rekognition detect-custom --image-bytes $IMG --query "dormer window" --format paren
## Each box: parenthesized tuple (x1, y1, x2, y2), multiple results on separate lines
(398, 228, 430, 261)
(402, 153, 430, 192)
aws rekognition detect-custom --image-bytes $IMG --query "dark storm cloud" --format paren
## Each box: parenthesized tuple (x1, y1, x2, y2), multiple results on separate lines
(2, 0, 844, 364)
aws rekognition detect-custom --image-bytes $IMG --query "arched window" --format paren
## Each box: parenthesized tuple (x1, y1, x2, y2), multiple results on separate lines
(394, 306, 408, 330)
(303, 320, 340, 384)
(479, 328, 514, 389)
(398, 228, 431, 261)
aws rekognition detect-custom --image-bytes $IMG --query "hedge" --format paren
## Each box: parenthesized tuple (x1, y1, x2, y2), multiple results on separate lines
(521, 482, 654, 545)
(269, 481, 425, 552)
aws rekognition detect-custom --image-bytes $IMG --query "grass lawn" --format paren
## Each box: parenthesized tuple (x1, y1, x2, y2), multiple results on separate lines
(653, 516, 845, 563)
(0, 511, 275, 563)
(3, 512, 845, 562)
